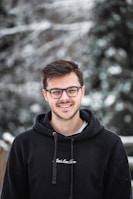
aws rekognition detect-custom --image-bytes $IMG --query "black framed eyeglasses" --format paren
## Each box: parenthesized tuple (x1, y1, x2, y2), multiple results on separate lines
(46, 86, 82, 99)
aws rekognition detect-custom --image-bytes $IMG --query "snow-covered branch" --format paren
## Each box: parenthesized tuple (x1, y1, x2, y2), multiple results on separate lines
(120, 136, 133, 147)
(0, 21, 51, 38)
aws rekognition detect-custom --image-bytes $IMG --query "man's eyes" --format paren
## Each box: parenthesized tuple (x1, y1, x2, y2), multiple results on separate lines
(50, 87, 78, 94)
(67, 88, 77, 93)
(51, 90, 61, 94)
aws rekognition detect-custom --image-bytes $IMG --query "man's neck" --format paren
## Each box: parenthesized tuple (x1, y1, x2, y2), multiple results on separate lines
(50, 115, 84, 137)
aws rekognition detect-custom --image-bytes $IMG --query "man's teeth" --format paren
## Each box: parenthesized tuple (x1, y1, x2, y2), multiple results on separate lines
(60, 104, 71, 108)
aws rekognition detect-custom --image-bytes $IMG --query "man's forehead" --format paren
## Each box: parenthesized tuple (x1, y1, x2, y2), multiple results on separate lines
(46, 72, 80, 87)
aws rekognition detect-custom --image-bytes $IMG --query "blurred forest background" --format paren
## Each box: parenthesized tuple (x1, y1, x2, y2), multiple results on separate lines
(0, 0, 133, 137)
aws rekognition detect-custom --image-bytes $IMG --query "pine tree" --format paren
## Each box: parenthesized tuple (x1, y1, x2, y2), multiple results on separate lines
(84, 0, 133, 135)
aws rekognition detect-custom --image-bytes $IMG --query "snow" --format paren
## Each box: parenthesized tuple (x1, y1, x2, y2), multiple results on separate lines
(128, 156, 133, 167)
(120, 136, 133, 147)
(107, 65, 122, 75)
(104, 95, 116, 107)
(82, 92, 103, 110)
(0, 21, 51, 38)
(2, 132, 15, 144)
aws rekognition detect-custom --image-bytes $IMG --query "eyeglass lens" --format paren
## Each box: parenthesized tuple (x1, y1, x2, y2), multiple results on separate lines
(48, 86, 81, 98)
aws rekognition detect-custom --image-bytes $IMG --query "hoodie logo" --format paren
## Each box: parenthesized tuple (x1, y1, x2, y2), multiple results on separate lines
(55, 158, 77, 164)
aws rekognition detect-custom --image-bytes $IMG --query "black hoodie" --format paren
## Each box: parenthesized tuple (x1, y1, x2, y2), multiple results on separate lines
(1, 109, 132, 199)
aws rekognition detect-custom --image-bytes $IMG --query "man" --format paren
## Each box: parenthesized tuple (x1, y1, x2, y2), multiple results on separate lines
(1, 60, 132, 199)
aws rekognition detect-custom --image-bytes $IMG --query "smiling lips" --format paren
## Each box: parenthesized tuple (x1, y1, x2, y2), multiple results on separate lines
(58, 102, 73, 110)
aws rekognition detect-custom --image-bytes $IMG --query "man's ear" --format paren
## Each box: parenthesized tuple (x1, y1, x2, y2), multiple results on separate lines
(82, 85, 86, 96)
(42, 89, 48, 101)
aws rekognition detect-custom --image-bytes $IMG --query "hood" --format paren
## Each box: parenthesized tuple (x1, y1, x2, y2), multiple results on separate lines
(33, 109, 104, 140)
(33, 109, 104, 199)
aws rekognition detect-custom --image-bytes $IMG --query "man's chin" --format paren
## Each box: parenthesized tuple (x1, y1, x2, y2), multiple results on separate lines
(52, 109, 79, 121)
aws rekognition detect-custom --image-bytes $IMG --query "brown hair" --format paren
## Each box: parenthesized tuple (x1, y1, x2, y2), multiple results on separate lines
(41, 60, 83, 88)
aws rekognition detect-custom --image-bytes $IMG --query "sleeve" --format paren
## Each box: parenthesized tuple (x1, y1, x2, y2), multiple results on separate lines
(1, 137, 29, 199)
(104, 137, 132, 199)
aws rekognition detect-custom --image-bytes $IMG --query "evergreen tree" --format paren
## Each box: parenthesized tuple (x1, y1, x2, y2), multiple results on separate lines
(83, 0, 133, 135)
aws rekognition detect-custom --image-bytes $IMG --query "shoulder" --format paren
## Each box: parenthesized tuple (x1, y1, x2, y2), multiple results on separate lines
(12, 129, 35, 147)
(102, 128, 121, 141)
(16, 129, 34, 139)
(9, 129, 37, 157)
(99, 128, 124, 152)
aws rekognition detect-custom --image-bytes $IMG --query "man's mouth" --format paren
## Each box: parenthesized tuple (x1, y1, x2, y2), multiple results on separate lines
(58, 103, 72, 108)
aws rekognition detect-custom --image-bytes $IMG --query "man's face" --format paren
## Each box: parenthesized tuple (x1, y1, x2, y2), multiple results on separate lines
(42, 72, 85, 121)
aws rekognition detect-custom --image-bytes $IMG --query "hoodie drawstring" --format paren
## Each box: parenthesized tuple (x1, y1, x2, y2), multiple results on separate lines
(52, 132, 74, 199)
(69, 139, 74, 199)
(52, 132, 58, 184)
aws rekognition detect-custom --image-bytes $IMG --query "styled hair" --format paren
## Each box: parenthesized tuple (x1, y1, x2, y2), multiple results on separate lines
(41, 60, 83, 88)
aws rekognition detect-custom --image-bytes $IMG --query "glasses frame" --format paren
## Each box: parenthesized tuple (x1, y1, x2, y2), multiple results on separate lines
(45, 86, 82, 99)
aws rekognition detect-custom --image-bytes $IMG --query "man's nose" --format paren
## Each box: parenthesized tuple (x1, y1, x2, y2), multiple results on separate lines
(60, 90, 69, 99)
